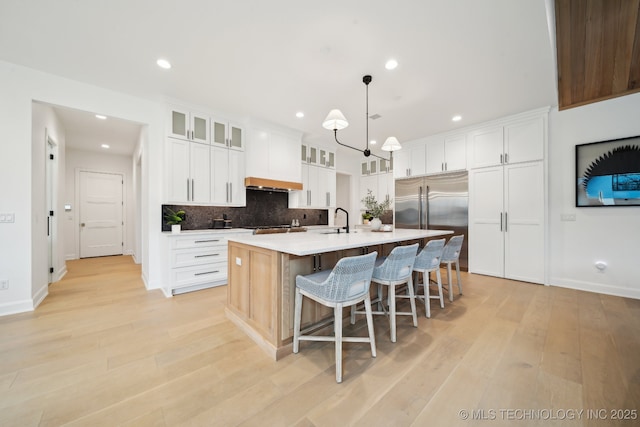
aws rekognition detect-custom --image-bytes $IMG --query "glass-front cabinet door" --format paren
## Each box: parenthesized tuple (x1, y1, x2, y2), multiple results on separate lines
(319, 148, 336, 168)
(169, 108, 209, 143)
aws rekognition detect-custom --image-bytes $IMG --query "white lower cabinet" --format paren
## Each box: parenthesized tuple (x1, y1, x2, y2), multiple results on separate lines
(469, 161, 545, 284)
(164, 231, 252, 295)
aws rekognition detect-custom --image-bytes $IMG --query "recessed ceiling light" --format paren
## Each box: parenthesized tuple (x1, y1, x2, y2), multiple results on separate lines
(452, 115, 462, 122)
(370, 140, 377, 145)
(385, 59, 398, 70)
(95, 114, 107, 120)
(296, 112, 304, 118)
(101, 144, 110, 149)
(156, 58, 171, 69)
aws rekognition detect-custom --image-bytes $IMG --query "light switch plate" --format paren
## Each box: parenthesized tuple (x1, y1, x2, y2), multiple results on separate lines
(560, 213, 576, 221)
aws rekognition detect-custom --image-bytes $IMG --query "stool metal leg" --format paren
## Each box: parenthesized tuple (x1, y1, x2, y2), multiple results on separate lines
(455, 260, 462, 295)
(334, 304, 343, 383)
(389, 284, 396, 343)
(364, 295, 376, 357)
(293, 288, 303, 353)
(407, 276, 418, 327)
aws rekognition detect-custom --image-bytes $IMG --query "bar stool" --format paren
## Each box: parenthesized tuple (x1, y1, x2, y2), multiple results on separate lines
(413, 238, 445, 318)
(293, 251, 378, 383)
(353, 243, 419, 343)
(441, 235, 464, 302)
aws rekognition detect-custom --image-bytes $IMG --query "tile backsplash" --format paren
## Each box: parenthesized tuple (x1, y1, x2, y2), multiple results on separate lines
(162, 189, 329, 231)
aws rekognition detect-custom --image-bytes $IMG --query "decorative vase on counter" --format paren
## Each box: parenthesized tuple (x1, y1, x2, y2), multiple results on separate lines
(171, 224, 181, 234)
(370, 218, 382, 231)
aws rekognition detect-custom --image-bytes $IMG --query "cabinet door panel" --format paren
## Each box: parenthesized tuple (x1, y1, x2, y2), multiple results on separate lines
(228, 149, 246, 206)
(444, 135, 467, 171)
(469, 166, 504, 276)
(471, 127, 503, 168)
(212, 120, 227, 147)
(504, 116, 544, 164)
(191, 114, 209, 144)
(410, 145, 426, 176)
(504, 162, 544, 283)
(190, 143, 210, 202)
(168, 138, 190, 202)
(211, 146, 229, 204)
(170, 109, 189, 140)
(229, 124, 244, 150)
(425, 139, 445, 174)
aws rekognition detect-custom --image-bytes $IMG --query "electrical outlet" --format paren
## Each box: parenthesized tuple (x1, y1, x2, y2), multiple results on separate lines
(0, 279, 8, 290)
(0, 213, 15, 223)
(235, 257, 242, 266)
(560, 213, 576, 221)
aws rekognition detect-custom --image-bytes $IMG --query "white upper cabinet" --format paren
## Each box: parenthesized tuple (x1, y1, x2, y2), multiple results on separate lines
(169, 107, 209, 144)
(211, 118, 244, 151)
(470, 115, 544, 169)
(319, 147, 336, 168)
(426, 134, 467, 174)
(167, 138, 210, 203)
(301, 143, 319, 165)
(379, 157, 393, 174)
(361, 159, 378, 176)
(210, 146, 246, 206)
(393, 144, 426, 178)
(504, 116, 544, 164)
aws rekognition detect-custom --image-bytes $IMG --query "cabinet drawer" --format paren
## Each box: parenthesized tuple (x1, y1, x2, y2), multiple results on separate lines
(172, 247, 228, 268)
(172, 263, 227, 288)
(171, 236, 226, 249)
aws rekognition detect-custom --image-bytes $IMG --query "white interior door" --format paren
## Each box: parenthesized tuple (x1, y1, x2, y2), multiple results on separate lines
(80, 171, 124, 258)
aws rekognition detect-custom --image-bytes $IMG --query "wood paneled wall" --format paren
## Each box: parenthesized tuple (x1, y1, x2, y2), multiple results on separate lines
(555, 0, 640, 109)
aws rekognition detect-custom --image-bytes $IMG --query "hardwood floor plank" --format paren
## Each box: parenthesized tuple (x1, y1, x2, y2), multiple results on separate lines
(0, 257, 637, 426)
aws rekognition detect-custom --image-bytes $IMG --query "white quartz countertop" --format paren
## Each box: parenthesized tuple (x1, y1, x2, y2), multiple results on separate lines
(226, 228, 453, 256)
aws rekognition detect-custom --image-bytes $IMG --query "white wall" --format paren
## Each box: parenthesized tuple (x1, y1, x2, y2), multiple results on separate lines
(31, 102, 67, 308)
(64, 149, 135, 260)
(548, 92, 640, 299)
(0, 60, 165, 316)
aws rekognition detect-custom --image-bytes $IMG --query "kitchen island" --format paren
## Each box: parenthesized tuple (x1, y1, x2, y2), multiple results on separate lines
(225, 229, 453, 360)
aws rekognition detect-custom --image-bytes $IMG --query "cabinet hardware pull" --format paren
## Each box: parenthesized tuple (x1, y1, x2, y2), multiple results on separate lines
(500, 153, 503, 164)
(505, 212, 508, 232)
(195, 239, 220, 243)
(229, 182, 232, 203)
(194, 270, 219, 276)
(187, 179, 190, 201)
(500, 212, 503, 231)
(195, 254, 219, 258)
(191, 179, 195, 200)
(504, 153, 509, 163)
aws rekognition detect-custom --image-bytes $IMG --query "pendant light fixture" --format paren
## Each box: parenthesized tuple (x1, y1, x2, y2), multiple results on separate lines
(322, 75, 401, 160)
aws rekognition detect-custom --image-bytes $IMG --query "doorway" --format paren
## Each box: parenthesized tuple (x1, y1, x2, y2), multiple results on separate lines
(79, 170, 124, 258)
(336, 173, 351, 228)
(46, 132, 58, 283)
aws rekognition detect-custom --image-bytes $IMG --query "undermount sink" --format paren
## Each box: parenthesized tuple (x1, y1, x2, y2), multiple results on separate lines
(319, 229, 356, 234)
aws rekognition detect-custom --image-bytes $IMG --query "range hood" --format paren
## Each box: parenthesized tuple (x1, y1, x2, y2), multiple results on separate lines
(244, 177, 303, 192)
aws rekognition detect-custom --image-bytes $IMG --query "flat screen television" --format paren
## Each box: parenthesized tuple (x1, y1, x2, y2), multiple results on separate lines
(575, 135, 640, 207)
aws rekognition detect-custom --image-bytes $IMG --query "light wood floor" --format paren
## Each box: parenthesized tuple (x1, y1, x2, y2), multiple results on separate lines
(1, 256, 639, 426)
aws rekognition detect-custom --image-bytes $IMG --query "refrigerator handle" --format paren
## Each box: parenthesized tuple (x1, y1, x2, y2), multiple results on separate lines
(418, 186, 423, 229)
(424, 185, 430, 230)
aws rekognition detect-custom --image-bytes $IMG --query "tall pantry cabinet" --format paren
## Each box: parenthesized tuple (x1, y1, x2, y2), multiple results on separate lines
(468, 111, 547, 284)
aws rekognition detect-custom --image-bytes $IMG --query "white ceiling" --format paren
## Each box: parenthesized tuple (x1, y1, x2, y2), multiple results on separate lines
(0, 0, 558, 157)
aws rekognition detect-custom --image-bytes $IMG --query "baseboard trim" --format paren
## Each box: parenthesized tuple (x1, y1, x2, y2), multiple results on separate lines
(0, 299, 35, 316)
(32, 283, 49, 309)
(53, 265, 67, 283)
(550, 278, 640, 300)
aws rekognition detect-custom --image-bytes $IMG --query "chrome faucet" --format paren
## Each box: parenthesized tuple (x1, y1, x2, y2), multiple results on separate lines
(334, 207, 349, 233)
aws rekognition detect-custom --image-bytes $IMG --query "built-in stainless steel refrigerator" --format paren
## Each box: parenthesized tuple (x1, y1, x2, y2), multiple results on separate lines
(395, 171, 468, 270)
